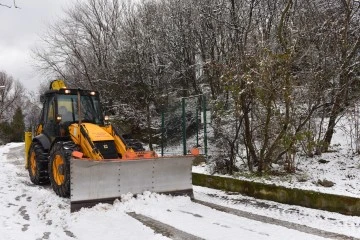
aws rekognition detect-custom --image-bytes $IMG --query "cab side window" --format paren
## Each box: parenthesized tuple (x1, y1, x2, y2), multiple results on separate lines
(42, 96, 57, 138)
(46, 98, 55, 123)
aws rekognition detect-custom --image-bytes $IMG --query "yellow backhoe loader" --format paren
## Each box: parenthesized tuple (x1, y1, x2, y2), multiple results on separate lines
(25, 80, 195, 212)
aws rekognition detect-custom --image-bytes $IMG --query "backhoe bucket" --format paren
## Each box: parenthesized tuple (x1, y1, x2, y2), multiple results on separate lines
(70, 156, 194, 212)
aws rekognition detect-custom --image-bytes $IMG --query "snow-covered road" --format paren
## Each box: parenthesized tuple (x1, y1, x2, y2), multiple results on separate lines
(0, 143, 358, 240)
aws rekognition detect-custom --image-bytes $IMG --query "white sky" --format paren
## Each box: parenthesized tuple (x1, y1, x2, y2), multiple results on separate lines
(0, 0, 73, 93)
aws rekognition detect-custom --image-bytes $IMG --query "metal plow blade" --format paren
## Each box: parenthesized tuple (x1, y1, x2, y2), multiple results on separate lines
(70, 156, 194, 212)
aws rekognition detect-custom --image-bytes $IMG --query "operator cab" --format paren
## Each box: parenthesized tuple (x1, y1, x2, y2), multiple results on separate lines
(56, 89, 104, 124)
(39, 88, 104, 141)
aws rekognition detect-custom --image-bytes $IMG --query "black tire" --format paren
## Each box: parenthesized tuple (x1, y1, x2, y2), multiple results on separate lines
(28, 142, 50, 185)
(48, 141, 78, 198)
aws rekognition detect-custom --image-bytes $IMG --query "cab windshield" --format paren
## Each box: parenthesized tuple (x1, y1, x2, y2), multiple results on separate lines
(57, 94, 104, 125)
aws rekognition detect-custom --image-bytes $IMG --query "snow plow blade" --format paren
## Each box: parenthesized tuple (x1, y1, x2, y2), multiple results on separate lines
(70, 156, 194, 212)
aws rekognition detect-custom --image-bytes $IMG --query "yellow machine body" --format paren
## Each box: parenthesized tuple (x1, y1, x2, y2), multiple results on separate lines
(25, 79, 194, 212)
(24, 132, 32, 169)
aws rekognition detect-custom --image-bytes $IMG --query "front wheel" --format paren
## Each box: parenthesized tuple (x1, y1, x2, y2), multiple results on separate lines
(49, 142, 77, 197)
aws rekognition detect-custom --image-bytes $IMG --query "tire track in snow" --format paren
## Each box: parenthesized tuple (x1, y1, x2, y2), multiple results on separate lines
(193, 199, 358, 240)
(127, 212, 204, 240)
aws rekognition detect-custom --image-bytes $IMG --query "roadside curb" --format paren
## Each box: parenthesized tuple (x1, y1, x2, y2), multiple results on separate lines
(192, 173, 360, 216)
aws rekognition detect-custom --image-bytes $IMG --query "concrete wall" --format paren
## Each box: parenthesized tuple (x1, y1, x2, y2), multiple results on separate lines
(192, 173, 360, 216)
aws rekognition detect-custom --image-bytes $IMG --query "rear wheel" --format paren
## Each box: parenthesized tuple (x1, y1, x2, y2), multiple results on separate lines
(28, 142, 50, 185)
(49, 141, 78, 197)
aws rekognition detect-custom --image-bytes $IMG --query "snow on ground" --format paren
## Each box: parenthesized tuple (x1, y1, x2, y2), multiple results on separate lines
(193, 118, 360, 198)
(0, 143, 167, 240)
(104, 193, 328, 240)
(0, 142, 358, 239)
(194, 186, 360, 239)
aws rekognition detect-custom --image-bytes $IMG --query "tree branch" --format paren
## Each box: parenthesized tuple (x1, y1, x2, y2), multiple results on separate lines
(0, 0, 20, 8)
(0, 3, 11, 8)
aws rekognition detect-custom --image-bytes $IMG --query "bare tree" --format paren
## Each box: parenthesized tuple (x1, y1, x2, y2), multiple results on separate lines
(33, 0, 360, 174)
(321, 0, 360, 151)
(0, 71, 26, 143)
(0, 0, 20, 8)
(22, 90, 41, 132)
(0, 72, 25, 122)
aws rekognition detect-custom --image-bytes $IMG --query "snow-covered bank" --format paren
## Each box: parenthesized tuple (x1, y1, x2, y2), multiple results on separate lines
(193, 118, 360, 198)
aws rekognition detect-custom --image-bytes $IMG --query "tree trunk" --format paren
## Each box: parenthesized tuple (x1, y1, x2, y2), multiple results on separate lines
(241, 99, 258, 171)
(322, 95, 342, 152)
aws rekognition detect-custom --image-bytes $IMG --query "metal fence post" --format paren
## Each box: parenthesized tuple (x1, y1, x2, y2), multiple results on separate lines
(203, 95, 208, 158)
(161, 110, 164, 157)
(196, 107, 199, 147)
(182, 97, 187, 155)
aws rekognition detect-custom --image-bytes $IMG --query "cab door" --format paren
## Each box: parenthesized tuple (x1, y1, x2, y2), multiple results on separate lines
(42, 95, 58, 141)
